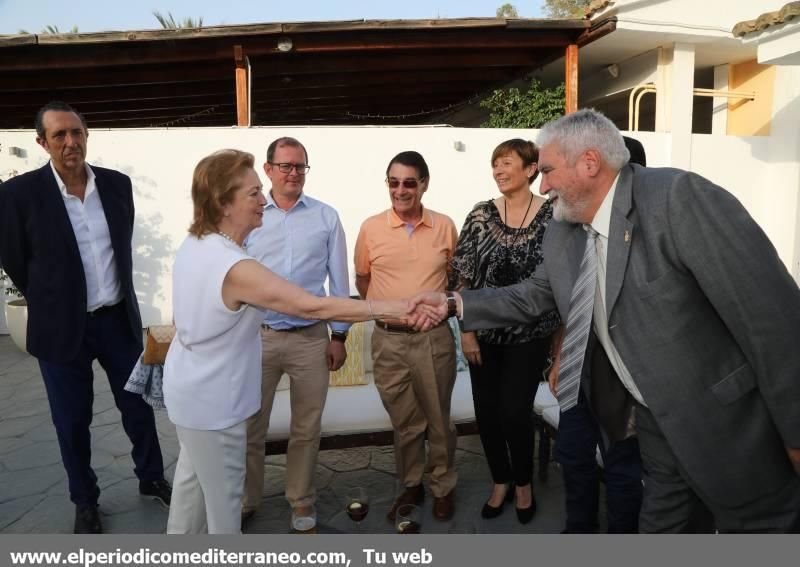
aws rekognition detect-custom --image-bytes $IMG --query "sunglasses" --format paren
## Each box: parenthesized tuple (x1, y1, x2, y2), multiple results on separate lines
(386, 177, 425, 189)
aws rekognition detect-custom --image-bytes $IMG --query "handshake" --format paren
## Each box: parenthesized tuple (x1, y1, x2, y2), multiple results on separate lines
(391, 291, 460, 331)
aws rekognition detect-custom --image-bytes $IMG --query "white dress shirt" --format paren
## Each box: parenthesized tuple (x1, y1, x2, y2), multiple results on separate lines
(589, 174, 647, 406)
(51, 162, 122, 312)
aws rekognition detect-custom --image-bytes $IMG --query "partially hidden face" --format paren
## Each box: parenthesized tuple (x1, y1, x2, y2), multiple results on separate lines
(37, 110, 87, 173)
(224, 167, 266, 233)
(537, 143, 593, 224)
(387, 163, 427, 218)
(492, 151, 535, 195)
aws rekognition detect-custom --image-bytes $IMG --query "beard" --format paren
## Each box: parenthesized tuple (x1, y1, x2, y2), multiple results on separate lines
(551, 186, 591, 224)
(551, 193, 585, 224)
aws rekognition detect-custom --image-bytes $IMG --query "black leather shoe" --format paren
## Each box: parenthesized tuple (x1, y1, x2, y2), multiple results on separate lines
(516, 495, 537, 525)
(139, 479, 172, 507)
(480, 484, 514, 519)
(74, 506, 102, 534)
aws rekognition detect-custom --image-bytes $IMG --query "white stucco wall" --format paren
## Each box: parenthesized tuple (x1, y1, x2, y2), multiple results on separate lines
(0, 126, 795, 325)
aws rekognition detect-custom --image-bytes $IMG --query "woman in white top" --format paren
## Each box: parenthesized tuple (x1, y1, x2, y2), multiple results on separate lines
(164, 149, 408, 534)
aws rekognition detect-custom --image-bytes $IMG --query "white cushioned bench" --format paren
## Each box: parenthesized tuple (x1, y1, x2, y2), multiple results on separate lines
(264, 320, 476, 452)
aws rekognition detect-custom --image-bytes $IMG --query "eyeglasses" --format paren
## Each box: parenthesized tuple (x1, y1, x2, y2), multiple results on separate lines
(386, 177, 425, 189)
(268, 162, 311, 174)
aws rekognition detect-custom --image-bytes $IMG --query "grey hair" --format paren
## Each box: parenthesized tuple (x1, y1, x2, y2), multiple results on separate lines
(537, 109, 630, 170)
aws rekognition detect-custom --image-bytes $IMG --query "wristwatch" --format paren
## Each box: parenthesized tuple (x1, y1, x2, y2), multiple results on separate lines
(331, 331, 348, 343)
(445, 292, 458, 319)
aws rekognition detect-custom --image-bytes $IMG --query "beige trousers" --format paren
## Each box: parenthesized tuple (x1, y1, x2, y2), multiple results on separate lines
(371, 324, 458, 498)
(244, 322, 330, 512)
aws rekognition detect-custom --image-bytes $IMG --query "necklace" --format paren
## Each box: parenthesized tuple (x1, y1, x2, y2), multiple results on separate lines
(503, 192, 535, 247)
(217, 230, 244, 250)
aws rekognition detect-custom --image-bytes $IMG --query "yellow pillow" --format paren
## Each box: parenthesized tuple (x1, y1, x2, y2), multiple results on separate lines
(329, 323, 368, 386)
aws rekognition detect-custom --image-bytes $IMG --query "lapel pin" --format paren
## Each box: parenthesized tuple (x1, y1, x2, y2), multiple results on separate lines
(624, 230, 630, 243)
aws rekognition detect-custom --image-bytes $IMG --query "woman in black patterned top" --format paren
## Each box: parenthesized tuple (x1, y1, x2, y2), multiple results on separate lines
(449, 139, 561, 524)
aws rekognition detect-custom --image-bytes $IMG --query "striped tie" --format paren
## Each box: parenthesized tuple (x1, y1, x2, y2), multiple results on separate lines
(557, 226, 598, 412)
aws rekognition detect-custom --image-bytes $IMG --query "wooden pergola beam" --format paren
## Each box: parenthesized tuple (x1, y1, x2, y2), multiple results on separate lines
(0, 82, 234, 106)
(234, 45, 249, 127)
(0, 62, 233, 91)
(251, 66, 525, 91)
(249, 49, 552, 78)
(0, 29, 578, 72)
(565, 43, 578, 114)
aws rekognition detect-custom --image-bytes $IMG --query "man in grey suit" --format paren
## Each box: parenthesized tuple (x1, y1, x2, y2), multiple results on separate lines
(412, 109, 800, 532)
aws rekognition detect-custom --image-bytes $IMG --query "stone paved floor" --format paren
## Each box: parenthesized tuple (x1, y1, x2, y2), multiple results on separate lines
(0, 335, 566, 534)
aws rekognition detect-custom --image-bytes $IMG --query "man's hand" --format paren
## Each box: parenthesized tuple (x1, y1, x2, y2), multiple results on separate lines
(461, 331, 482, 366)
(788, 447, 800, 475)
(548, 350, 561, 396)
(547, 326, 564, 396)
(407, 291, 448, 330)
(327, 340, 347, 371)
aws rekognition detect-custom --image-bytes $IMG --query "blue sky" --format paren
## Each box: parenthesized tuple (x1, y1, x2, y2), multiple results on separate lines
(0, 0, 548, 34)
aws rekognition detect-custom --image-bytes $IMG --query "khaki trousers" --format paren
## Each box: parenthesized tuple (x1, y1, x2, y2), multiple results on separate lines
(244, 322, 330, 512)
(371, 324, 458, 498)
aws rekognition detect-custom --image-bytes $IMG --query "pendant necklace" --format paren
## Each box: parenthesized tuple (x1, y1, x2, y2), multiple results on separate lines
(503, 192, 534, 248)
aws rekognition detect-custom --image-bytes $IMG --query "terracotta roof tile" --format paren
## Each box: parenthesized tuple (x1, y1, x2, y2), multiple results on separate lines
(586, 1, 614, 19)
(732, 1, 800, 37)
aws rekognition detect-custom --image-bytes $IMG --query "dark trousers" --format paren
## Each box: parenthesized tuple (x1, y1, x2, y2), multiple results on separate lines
(555, 392, 642, 533)
(469, 338, 550, 487)
(38, 303, 164, 508)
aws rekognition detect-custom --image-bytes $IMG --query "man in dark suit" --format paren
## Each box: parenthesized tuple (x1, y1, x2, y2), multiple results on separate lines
(0, 102, 171, 533)
(413, 109, 800, 532)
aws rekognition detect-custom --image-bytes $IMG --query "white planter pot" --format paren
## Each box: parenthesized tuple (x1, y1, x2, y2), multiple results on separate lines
(0, 281, 8, 334)
(0, 300, 7, 334)
(4, 299, 28, 353)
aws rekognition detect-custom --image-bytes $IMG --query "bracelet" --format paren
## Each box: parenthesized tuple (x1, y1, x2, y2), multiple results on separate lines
(367, 299, 375, 319)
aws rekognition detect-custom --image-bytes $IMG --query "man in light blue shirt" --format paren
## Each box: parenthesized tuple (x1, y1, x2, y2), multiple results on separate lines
(243, 137, 351, 531)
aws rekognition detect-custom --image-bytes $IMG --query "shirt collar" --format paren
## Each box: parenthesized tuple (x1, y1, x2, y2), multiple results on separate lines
(588, 172, 620, 239)
(265, 190, 307, 210)
(387, 206, 433, 229)
(50, 161, 95, 199)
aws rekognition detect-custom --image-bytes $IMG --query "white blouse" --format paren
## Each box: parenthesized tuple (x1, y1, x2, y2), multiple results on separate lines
(164, 234, 265, 430)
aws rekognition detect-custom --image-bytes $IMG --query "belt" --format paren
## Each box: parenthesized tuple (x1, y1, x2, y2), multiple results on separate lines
(87, 301, 123, 317)
(374, 320, 419, 334)
(262, 324, 312, 333)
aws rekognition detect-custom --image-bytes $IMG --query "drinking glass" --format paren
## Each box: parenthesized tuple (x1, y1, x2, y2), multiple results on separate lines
(346, 487, 369, 531)
(395, 504, 422, 534)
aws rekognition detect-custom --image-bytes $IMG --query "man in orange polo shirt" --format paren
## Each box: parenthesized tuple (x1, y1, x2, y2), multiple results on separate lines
(354, 150, 459, 522)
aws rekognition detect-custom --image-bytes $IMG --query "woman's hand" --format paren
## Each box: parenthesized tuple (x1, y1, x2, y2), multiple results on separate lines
(461, 331, 482, 366)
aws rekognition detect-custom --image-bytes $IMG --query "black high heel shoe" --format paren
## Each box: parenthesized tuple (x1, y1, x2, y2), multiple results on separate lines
(480, 483, 515, 519)
(515, 494, 537, 524)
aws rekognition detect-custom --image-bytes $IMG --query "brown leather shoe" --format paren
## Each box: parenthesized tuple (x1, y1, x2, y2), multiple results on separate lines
(387, 484, 425, 521)
(433, 490, 455, 521)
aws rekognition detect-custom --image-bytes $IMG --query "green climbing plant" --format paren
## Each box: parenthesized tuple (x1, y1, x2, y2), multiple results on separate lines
(480, 79, 565, 128)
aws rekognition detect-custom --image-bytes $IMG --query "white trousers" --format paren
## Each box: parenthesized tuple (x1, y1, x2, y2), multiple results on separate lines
(167, 421, 246, 534)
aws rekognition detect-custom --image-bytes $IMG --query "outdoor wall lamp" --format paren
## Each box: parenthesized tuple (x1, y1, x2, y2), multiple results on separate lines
(277, 37, 293, 52)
